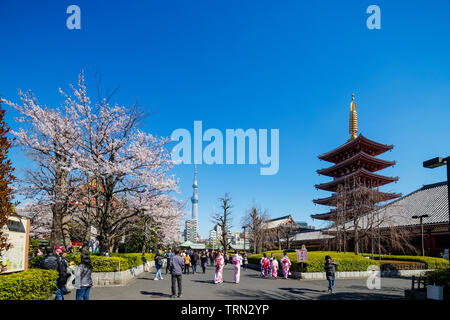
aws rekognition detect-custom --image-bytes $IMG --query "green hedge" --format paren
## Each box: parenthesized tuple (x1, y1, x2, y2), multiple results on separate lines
(361, 254, 449, 270)
(0, 269, 58, 300)
(423, 267, 450, 286)
(30, 253, 155, 272)
(248, 250, 379, 272)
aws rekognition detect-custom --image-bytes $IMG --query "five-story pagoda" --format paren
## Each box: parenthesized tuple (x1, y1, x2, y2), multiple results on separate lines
(311, 94, 401, 223)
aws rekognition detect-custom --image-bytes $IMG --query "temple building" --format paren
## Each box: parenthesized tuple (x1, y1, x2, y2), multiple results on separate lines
(311, 94, 401, 222)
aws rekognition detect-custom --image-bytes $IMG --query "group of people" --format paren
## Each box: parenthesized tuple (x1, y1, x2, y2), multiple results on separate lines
(38, 246, 93, 300)
(163, 249, 249, 297)
(259, 252, 292, 279)
(37, 245, 340, 299)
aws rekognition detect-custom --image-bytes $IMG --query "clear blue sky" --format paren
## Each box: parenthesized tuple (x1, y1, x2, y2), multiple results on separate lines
(1, 0, 450, 239)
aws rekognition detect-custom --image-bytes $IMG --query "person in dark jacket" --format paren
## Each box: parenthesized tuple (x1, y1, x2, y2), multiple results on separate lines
(324, 255, 339, 293)
(39, 246, 59, 270)
(75, 253, 93, 300)
(40, 246, 69, 300)
(165, 249, 174, 275)
(200, 251, 208, 273)
(169, 249, 185, 298)
(209, 251, 214, 266)
(191, 250, 199, 273)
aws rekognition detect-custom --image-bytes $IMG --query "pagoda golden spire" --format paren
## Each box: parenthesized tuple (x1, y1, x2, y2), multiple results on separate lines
(348, 93, 358, 141)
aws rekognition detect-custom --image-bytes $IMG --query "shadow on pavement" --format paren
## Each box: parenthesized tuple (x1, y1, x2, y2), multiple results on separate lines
(140, 291, 172, 298)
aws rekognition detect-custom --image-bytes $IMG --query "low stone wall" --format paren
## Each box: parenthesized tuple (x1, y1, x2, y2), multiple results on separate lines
(247, 263, 430, 280)
(92, 261, 155, 287)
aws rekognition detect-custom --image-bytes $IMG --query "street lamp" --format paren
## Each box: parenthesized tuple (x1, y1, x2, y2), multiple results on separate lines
(412, 214, 429, 256)
(243, 225, 247, 253)
(423, 156, 450, 261)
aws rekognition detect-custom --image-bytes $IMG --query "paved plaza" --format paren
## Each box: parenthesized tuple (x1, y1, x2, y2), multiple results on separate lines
(65, 263, 411, 300)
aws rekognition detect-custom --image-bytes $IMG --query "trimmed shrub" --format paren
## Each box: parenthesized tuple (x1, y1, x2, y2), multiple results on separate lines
(0, 269, 58, 300)
(29, 253, 155, 272)
(423, 267, 450, 286)
(378, 260, 426, 271)
(362, 254, 448, 270)
(248, 250, 379, 272)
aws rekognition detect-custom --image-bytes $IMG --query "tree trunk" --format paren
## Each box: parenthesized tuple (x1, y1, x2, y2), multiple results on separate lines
(61, 210, 73, 252)
(50, 205, 63, 246)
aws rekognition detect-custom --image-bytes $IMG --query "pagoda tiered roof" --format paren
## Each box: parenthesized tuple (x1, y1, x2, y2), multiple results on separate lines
(313, 188, 401, 206)
(317, 151, 395, 178)
(315, 168, 399, 192)
(318, 134, 393, 164)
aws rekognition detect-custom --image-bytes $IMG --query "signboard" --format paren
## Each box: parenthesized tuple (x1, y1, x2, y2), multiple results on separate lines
(1, 215, 30, 273)
(297, 249, 307, 262)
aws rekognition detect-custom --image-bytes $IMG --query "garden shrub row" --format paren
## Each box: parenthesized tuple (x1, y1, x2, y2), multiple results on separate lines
(361, 254, 448, 270)
(248, 250, 379, 272)
(29, 252, 155, 272)
(0, 269, 58, 300)
(423, 267, 450, 286)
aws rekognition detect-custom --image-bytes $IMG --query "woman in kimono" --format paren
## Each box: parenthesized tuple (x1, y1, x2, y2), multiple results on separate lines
(271, 253, 279, 279)
(260, 253, 270, 278)
(214, 251, 225, 284)
(268, 254, 273, 277)
(280, 251, 292, 279)
(232, 252, 243, 283)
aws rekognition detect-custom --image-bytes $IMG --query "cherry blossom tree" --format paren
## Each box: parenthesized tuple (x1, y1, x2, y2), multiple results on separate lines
(5, 71, 184, 254)
(16, 201, 52, 240)
(60, 71, 181, 254)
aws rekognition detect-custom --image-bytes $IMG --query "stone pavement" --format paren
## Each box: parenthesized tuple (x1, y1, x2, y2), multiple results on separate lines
(65, 263, 411, 300)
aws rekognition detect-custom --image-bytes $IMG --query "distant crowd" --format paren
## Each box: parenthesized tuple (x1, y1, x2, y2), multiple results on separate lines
(35, 245, 340, 300)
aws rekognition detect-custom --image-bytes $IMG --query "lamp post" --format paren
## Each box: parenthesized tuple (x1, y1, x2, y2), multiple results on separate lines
(412, 214, 429, 256)
(423, 156, 450, 262)
(243, 225, 247, 253)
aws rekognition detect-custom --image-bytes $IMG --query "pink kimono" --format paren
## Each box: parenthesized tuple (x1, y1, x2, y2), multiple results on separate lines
(214, 255, 224, 283)
(232, 254, 242, 283)
(280, 256, 291, 279)
(271, 258, 279, 279)
(260, 257, 270, 278)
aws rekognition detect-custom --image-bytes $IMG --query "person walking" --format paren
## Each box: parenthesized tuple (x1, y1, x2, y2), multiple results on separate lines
(154, 251, 164, 280)
(183, 252, 191, 274)
(242, 252, 248, 271)
(169, 249, 185, 298)
(232, 252, 243, 284)
(200, 251, 208, 273)
(165, 249, 173, 275)
(191, 250, 199, 273)
(74, 254, 93, 300)
(271, 253, 279, 279)
(214, 251, 225, 284)
(324, 255, 339, 293)
(280, 251, 292, 279)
